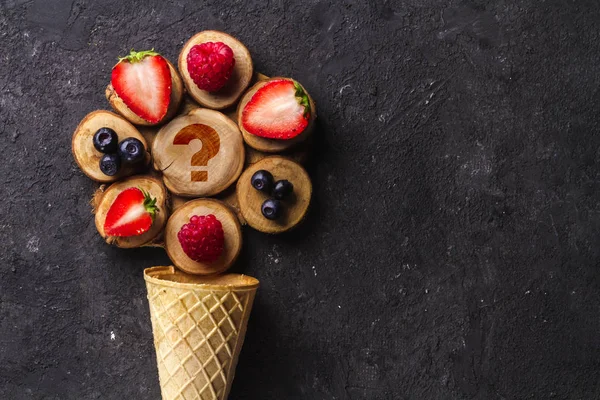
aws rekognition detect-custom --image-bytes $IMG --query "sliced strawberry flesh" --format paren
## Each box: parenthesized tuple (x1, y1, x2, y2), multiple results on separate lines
(242, 79, 310, 140)
(106, 203, 151, 236)
(104, 187, 157, 237)
(111, 50, 172, 124)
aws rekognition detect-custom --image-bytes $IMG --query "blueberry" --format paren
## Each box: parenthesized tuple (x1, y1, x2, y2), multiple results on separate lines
(118, 137, 145, 164)
(261, 198, 282, 220)
(251, 170, 274, 193)
(272, 180, 294, 200)
(93, 127, 118, 153)
(99, 153, 121, 176)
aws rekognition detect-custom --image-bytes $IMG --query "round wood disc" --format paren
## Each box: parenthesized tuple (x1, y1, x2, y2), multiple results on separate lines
(152, 108, 245, 197)
(179, 30, 253, 110)
(237, 156, 312, 234)
(72, 110, 151, 183)
(164, 198, 242, 275)
(237, 77, 317, 153)
(94, 175, 168, 248)
(105, 59, 184, 126)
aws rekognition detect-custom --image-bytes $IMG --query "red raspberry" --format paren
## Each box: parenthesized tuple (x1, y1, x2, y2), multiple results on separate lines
(177, 214, 224, 263)
(186, 42, 235, 92)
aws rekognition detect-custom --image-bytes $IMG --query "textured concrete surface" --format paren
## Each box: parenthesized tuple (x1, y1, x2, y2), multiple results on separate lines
(1, 0, 600, 399)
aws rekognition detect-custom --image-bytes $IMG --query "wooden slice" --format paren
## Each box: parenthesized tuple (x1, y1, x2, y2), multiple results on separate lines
(164, 198, 242, 275)
(237, 156, 312, 234)
(152, 108, 245, 197)
(179, 31, 253, 110)
(237, 77, 317, 153)
(105, 59, 184, 126)
(72, 110, 151, 183)
(93, 175, 168, 248)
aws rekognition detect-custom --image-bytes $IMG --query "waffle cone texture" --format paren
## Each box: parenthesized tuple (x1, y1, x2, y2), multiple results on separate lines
(144, 266, 259, 400)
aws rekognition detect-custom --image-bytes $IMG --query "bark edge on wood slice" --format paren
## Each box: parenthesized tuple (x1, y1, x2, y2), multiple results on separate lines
(237, 156, 312, 234)
(152, 108, 245, 197)
(72, 110, 151, 183)
(164, 198, 242, 275)
(105, 60, 184, 126)
(237, 77, 317, 153)
(93, 175, 169, 248)
(179, 31, 253, 110)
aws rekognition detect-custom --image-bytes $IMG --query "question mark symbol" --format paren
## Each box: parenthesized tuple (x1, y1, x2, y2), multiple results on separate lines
(173, 124, 221, 182)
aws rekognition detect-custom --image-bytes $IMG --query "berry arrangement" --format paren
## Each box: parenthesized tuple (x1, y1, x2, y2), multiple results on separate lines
(72, 30, 316, 274)
(71, 29, 320, 400)
(94, 127, 147, 176)
(250, 170, 294, 220)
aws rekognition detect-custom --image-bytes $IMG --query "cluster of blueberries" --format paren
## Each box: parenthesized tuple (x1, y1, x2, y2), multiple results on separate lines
(93, 128, 146, 176)
(250, 170, 294, 220)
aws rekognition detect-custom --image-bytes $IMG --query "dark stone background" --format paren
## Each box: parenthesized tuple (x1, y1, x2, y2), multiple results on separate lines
(1, 0, 599, 399)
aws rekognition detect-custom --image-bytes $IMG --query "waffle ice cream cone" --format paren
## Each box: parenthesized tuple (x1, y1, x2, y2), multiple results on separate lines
(144, 266, 259, 400)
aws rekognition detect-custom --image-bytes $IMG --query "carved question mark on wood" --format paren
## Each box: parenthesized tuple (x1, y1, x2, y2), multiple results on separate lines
(152, 108, 245, 197)
(173, 124, 221, 182)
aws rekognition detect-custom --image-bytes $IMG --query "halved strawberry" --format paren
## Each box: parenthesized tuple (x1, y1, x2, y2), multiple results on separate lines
(111, 49, 172, 124)
(104, 187, 158, 237)
(241, 79, 311, 140)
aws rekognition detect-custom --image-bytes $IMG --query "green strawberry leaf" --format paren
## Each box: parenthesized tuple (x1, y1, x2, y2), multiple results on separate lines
(140, 188, 159, 220)
(119, 49, 160, 63)
(293, 80, 311, 119)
